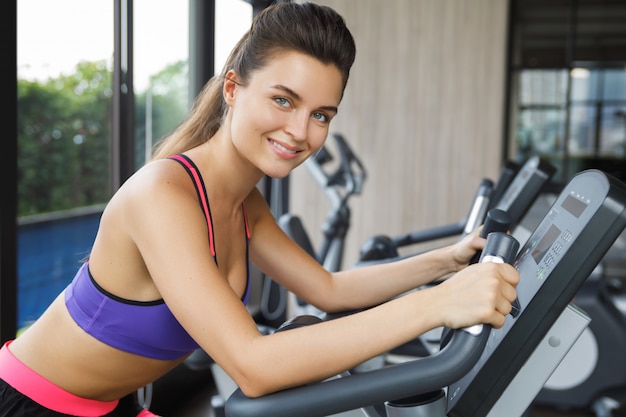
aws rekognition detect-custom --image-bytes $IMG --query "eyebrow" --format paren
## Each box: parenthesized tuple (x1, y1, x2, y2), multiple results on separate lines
(271, 84, 339, 114)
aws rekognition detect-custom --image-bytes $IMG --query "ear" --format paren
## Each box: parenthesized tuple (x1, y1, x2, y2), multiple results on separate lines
(223, 70, 240, 106)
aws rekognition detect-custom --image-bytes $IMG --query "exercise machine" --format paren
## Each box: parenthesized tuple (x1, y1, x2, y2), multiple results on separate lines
(225, 169, 626, 417)
(278, 133, 366, 320)
(208, 132, 366, 416)
(279, 132, 367, 273)
(359, 156, 555, 358)
(392, 207, 514, 359)
(523, 199, 626, 416)
(358, 155, 556, 263)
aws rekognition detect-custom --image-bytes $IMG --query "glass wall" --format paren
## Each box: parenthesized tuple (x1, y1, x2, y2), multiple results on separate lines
(17, 0, 114, 330)
(508, 0, 626, 184)
(15, 0, 252, 334)
(134, 0, 190, 167)
(215, 0, 253, 73)
(17, 0, 114, 217)
(514, 67, 626, 181)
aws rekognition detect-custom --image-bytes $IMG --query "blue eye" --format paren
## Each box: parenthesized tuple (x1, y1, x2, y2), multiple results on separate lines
(312, 112, 329, 123)
(275, 97, 290, 107)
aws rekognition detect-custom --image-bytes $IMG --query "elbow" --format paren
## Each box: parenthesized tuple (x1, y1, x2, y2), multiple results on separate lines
(233, 372, 278, 398)
(237, 381, 270, 399)
(225, 355, 282, 398)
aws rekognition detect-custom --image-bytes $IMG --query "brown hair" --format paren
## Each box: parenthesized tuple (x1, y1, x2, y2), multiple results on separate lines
(152, 1, 356, 160)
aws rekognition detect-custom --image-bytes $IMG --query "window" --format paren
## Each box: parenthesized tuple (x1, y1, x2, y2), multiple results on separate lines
(16, 0, 193, 332)
(134, 0, 189, 167)
(14, 0, 253, 335)
(508, 0, 626, 183)
(215, 0, 253, 73)
(17, 0, 114, 331)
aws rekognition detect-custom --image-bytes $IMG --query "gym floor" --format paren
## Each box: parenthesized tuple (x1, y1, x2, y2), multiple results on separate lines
(147, 365, 611, 417)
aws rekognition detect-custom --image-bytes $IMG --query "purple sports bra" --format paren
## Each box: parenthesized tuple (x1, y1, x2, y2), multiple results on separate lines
(64, 154, 251, 360)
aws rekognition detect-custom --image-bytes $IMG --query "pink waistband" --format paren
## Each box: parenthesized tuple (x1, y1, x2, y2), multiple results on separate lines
(0, 341, 119, 416)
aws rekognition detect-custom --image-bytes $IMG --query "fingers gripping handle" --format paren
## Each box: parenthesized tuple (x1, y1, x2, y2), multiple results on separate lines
(463, 232, 519, 335)
(469, 208, 513, 265)
(479, 231, 519, 264)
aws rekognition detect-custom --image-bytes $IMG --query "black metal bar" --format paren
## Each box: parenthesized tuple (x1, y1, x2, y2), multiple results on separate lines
(1, 0, 18, 343)
(226, 329, 489, 417)
(189, 0, 216, 102)
(112, 0, 136, 191)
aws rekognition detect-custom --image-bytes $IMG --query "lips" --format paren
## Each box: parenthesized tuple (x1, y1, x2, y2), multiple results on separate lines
(269, 139, 299, 155)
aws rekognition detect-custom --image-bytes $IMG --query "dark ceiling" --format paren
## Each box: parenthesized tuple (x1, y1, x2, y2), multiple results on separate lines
(513, 0, 626, 67)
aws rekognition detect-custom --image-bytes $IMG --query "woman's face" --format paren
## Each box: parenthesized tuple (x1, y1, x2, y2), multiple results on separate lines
(224, 50, 344, 179)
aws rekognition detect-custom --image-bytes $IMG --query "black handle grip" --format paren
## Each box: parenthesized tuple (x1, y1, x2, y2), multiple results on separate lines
(469, 208, 513, 265)
(481, 231, 521, 317)
(480, 209, 512, 238)
(442, 231, 519, 348)
(479, 232, 519, 264)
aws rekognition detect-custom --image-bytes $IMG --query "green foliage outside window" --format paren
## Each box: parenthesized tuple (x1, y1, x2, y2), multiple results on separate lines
(17, 59, 188, 217)
(18, 61, 112, 217)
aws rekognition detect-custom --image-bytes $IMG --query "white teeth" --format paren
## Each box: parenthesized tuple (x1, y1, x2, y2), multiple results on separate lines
(270, 140, 296, 154)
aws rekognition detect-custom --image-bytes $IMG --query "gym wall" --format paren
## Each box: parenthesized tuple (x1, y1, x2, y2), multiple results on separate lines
(289, 0, 510, 267)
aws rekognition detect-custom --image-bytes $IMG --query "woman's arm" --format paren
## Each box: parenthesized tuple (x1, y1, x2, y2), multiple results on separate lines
(129, 177, 517, 399)
(319, 230, 487, 313)
(249, 187, 487, 313)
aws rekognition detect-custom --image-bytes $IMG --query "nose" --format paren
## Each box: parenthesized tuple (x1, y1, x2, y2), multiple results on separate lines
(285, 110, 309, 142)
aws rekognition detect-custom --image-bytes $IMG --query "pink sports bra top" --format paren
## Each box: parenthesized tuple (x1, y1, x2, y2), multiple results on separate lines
(64, 154, 251, 360)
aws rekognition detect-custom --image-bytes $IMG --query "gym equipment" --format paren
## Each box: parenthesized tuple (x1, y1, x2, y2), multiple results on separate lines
(278, 132, 365, 319)
(490, 155, 556, 229)
(225, 169, 626, 417)
(279, 132, 366, 273)
(207, 133, 366, 417)
(364, 156, 555, 358)
(487, 160, 519, 211)
(397, 175, 626, 415)
(412, 208, 515, 357)
(256, 133, 365, 328)
(526, 201, 626, 416)
(358, 155, 556, 263)
(358, 178, 495, 263)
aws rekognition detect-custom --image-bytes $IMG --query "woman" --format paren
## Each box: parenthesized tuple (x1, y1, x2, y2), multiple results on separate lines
(0, 2, 519, 416)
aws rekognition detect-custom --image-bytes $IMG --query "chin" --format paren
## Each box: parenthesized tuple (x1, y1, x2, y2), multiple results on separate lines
(264, 161, 304, 179)
(265, 171, 291, 180)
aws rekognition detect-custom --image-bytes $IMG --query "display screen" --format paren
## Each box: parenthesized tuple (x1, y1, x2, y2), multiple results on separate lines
(562, 195, 587, 218)
(531, 224, 561, 264)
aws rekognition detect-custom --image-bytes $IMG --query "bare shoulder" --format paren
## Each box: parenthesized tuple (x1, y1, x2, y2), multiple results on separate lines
(96, 158, 205, 249)
(90, 158, 204, 279)
(124, 158, 194, 196)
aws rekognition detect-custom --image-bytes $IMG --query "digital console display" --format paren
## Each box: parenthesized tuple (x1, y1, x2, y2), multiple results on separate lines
(562, 195, 587, 218)
(531, 224, 561, 264)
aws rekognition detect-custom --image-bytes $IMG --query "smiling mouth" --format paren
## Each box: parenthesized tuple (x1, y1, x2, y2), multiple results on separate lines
(269, 139, 299, 155)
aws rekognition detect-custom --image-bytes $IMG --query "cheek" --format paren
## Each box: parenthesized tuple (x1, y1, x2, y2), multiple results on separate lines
(309, 130, 329, 153)
(231, 101, 284, 137)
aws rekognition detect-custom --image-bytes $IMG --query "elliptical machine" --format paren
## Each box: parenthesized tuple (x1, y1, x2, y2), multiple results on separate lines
(279, 132, 367, 273)
(522, 196, 626, 417)
(278, 133, 366, 319)
(224, 169, 626, 417)
(358, 156, 556, 264)
(207, 133, 366, 417)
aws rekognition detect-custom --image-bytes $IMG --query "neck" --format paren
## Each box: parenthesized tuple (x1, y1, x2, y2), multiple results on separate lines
(185, 131, 264, 209)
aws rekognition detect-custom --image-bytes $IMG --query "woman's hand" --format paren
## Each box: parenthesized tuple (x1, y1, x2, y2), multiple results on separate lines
(430, 261, 519, 329)
(449, 227, 486, 271)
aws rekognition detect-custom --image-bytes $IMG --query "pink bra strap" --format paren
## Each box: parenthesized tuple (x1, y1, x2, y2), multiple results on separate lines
(169, 154, 216, 256)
